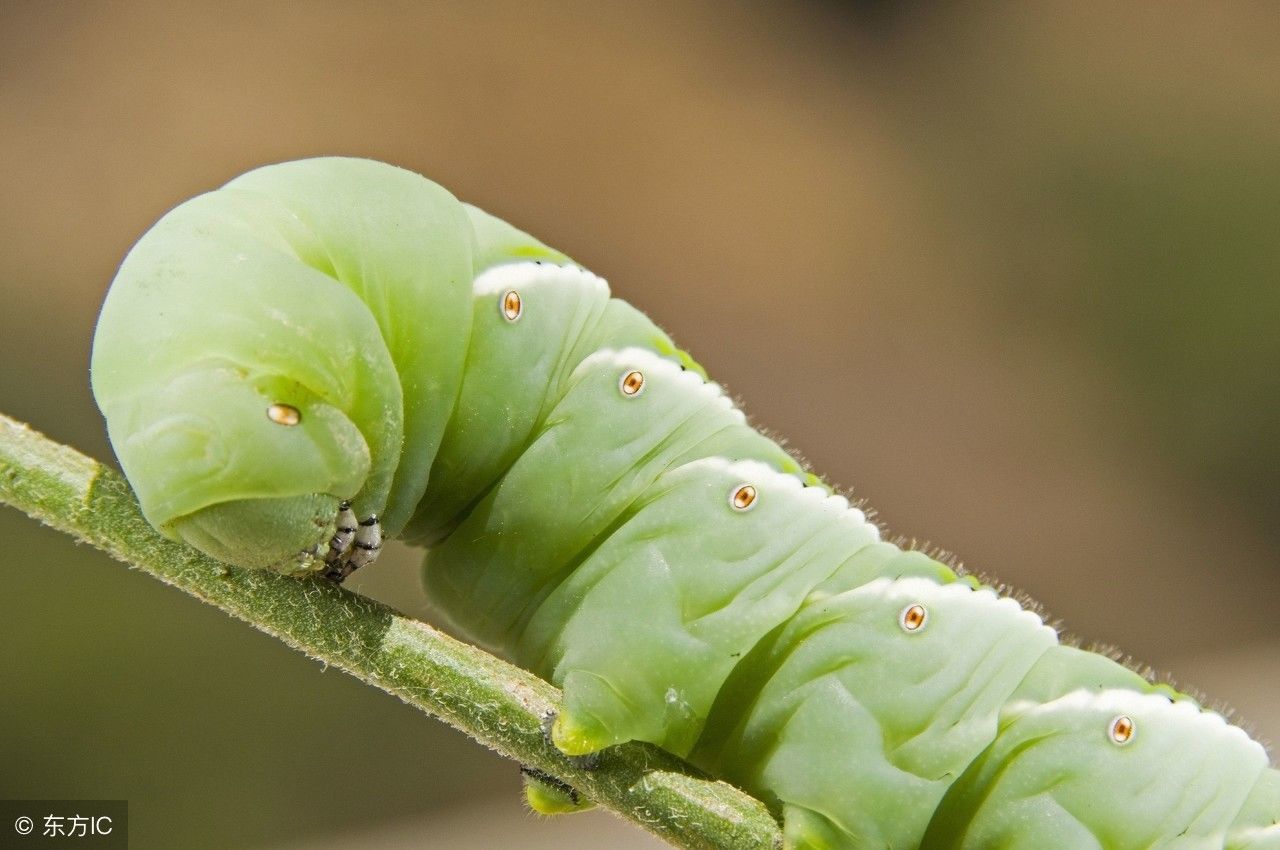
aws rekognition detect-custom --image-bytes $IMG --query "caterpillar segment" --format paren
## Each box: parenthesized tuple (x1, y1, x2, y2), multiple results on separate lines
(90, 157, 1277, 848)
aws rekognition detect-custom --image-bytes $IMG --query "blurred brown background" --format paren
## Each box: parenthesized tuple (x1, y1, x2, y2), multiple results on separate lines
(1, 2, 1277, 848)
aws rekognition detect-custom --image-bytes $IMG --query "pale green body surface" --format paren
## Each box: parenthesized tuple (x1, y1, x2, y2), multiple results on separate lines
(92, 158, 1278, 849)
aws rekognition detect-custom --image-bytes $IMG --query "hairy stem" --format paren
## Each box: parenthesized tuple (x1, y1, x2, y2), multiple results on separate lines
(0, 413, 782, 850)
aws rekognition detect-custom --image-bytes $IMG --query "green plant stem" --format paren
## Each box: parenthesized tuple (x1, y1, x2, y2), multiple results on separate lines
(0, 412, 782, 850)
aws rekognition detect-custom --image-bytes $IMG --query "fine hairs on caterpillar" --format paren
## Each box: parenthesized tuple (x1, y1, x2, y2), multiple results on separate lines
(91, 157, 1278, 849)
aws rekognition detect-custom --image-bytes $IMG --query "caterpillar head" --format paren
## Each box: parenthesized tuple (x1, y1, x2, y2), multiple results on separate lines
(95, 362, 374, 575)
(89, 167, 408, 576)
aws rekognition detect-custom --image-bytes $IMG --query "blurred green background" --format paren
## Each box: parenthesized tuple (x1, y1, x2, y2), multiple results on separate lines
(1, 2, 1276, 847)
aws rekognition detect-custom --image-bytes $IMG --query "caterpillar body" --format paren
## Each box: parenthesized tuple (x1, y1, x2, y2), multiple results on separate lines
(90, 157, 1278, 849)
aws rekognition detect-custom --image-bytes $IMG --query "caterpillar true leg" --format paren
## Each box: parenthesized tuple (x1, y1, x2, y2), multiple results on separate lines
(346, 514, 383, 574)
(323, 501, 357, 571)
(323, 511, 383, 583)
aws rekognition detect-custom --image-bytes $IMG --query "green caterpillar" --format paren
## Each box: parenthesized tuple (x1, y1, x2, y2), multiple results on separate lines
(90, 157, 1278, 849)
